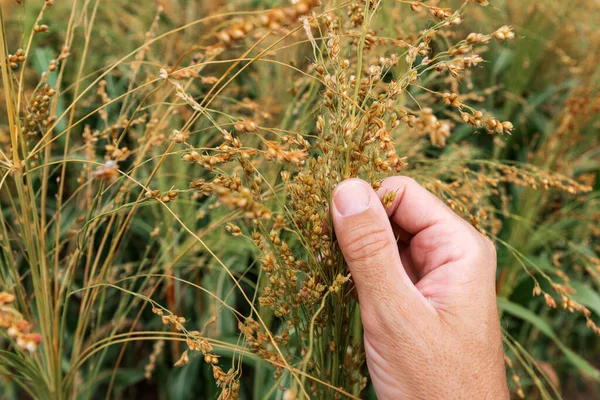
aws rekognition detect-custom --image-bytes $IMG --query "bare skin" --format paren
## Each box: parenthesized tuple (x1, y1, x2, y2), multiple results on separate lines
(331, 177, 509, 400)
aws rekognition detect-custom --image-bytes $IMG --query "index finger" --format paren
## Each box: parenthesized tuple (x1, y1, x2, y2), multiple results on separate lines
(377, 176, 466, 235)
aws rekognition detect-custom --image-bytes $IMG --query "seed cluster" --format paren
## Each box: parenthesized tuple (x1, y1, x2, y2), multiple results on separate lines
(0, 292, 42, 353)
(24, 84, 56, 137)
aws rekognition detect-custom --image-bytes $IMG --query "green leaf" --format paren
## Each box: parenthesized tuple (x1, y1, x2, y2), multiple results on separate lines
(497, 297, 600, 381)
(570, 281, 600, 317)
(168, 354, 209, 400)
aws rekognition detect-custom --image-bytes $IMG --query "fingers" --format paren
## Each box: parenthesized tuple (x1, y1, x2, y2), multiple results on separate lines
(377, 176, 466, 235)
(331, 179, 425, 315)
(377, 176, 496, 283)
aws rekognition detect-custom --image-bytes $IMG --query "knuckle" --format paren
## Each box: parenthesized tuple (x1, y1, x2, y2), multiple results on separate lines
(474, 231, 495, 255)
(452, 225, 497, 267)
(342, 226, 393, 264)
(463, 222, 495, 252)
(483, 236, 496, 256)
(384, 175, 418, 189)
(401, 176, 419, 187)
(478, 235, 497, 270)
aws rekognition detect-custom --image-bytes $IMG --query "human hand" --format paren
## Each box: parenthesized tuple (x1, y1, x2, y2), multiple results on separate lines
(331, 177, 509, 399)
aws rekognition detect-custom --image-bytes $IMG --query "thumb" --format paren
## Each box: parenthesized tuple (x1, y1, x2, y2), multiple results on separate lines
(331, 179, 425, 317)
